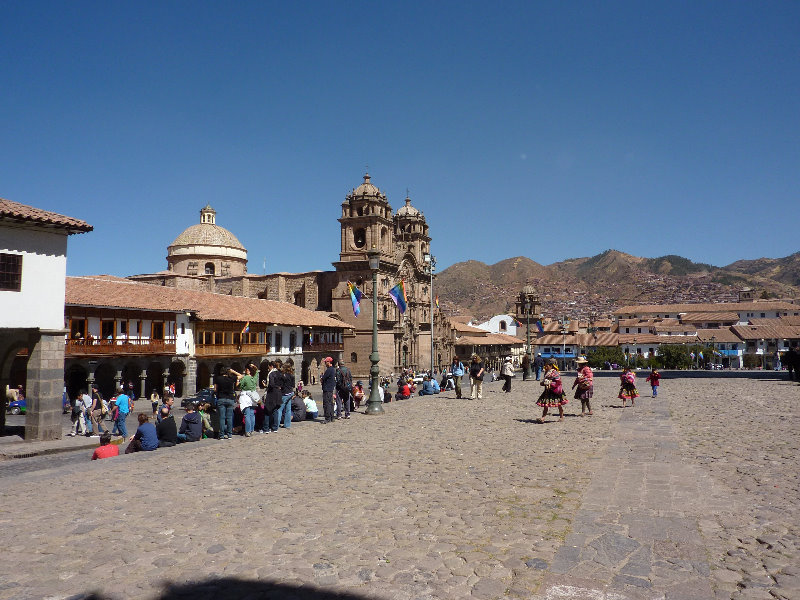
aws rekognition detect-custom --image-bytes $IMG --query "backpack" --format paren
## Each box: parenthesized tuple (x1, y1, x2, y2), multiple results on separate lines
(343, 368, 353, 391)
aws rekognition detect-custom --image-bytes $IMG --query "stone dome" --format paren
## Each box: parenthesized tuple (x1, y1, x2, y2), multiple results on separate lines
(396, 196, 422, 218)
(348, 173, 387, 201)
(169, 223, 245, 249)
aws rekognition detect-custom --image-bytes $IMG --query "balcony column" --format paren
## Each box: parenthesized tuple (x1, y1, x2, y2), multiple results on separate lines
(114, 370, 122, 392)
(86, 369, 95, 394)
(162, 368, 170, 394)
(139, 369, 147, 400)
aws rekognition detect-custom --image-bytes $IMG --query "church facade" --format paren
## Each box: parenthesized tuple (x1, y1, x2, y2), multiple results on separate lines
(130, 173, 434, 379)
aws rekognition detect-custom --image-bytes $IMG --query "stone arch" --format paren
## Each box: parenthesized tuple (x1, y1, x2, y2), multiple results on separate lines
(94, 362, 117, 401)
(121, 361, 141, 398)
(205, 262, 215, 275)
(168, 360, 185, 397)
(65, 363, 89, 402)
(196, 362, 211, 392)
(146, 361, 164, 398)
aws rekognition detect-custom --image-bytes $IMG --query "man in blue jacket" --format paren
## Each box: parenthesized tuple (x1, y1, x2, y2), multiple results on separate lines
(320, 357, 337, 424)
(451, 356, 465, 399)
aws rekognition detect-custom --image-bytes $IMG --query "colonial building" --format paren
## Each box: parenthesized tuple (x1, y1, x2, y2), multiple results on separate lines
(130, 173, 436, 379)
(0, 199, 92, 440)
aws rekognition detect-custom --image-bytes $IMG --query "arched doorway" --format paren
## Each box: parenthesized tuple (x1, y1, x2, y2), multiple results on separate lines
(65, 364, 88, 403)
(196, 362, 211, 392)
(94, 362, 116, 401)
(121, 362, 140, 399)
(146, 362, 164, 399)
(168, 361, 185, 397)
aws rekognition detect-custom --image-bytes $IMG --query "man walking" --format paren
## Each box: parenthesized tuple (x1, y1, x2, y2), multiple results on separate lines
(534, 353, 545, 381)
(335, 360, 353, 419)
(112, 387, 132, 439)
(501, 357, 514, 393)
(321, 357, 337, 423)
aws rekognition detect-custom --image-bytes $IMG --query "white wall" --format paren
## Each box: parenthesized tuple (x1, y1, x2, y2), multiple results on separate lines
(0, 225, 69, 330)
(475, 315, 519, 336)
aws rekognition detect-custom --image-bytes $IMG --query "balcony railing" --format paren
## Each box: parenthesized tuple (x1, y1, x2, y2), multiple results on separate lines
(66, 338, 176, 356)
(195, 343, 269, 357)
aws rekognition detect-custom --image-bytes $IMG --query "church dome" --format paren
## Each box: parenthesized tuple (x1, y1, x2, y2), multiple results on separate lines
(170, 223, 245, 249)
(396, 196, 422, 218)
(348, 173, 387, 202)
(169, 205, 245, 250)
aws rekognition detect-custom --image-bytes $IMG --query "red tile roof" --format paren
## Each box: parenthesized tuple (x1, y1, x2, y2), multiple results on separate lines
(695, 329, 742, 343)
(0, 198, 92, 233)
(66, 277, 351, 329)
(454, 334, 524, 347)
(731, 323, 800, 341)
(615, 301, 798, 315)
(679, 311, 741, 322)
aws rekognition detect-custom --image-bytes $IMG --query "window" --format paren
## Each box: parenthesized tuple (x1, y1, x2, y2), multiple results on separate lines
(205, 262, 215, 275)
(214, 332, 223, 344)
(151, 322, 164, 340)
(70, 319, 86, 340)
(499, 321, 507, 331)
(760, 313, 765, 318)
(101, 321, 115, 339)
(353, 228, 366, 248)
(0, 253, 22, 291)
(120, 321, 128, 334)
(649, 348, 654, 354)
(382, 305, 388, 319)
(289, 331, 297, 352)
(180, 323, 185, 335)
(274, 331, 282, 352)
(637, 328, 642, 334)
(351, 352, 358, 363)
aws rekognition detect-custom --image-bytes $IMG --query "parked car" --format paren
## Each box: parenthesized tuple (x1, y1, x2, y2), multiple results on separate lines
(7, 398, 26, 415)
(181, 387, 217, 410)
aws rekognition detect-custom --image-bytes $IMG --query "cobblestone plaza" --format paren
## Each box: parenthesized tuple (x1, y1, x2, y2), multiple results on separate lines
(0, 376, 797, 599)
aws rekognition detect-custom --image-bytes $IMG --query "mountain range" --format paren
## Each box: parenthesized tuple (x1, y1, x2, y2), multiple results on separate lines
(435, 250, 800, 322)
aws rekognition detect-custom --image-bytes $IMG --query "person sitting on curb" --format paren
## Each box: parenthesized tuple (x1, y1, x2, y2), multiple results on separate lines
(396, 378, 412, 400)
(125, 414, 160, 454)
(156, 394, 174, 423)
(91, 431, 119, 460)
(156, 406, 178, 447)
(290, 392, 307, 422)
(177, 403, 202, 443)
(302, 391, 319, 420)
(418, 376, 435, 396)
(431, 377, 441, 394)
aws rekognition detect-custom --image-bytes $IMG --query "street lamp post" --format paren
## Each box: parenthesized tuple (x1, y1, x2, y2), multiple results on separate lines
(560, 316, 569, 370)
(524, 300, 532, 379)
(365, 248, 384, 415)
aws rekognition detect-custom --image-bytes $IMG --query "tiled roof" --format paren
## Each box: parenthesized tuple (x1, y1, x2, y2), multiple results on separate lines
(618, 333, 664, 344)
(731, 324, 800, 341)
(451, 321, 487, 334)
(615, 301, 798, 315)
(532, 334, 580, 345)
(449, 316, 475, 324)
(576, 332, 619, 346)
(0, 198, 92, 233)
(454, 334, 524, 347)
(695, 329, 742, 343)
(679, 311, 741, 322)
(652, 324, 696, 333)
(66, 276, 351, 329)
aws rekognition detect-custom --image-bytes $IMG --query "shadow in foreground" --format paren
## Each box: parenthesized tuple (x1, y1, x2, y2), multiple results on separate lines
(79, 578, 376, 600)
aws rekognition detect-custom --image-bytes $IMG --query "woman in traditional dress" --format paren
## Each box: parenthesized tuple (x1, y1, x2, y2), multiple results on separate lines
(535, 359, 568, 423)
(572, 356, 594, 415)
(618, 366, 639, 407)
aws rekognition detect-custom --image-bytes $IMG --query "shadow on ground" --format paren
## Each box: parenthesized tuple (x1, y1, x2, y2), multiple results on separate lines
(79, 578, 374, 600)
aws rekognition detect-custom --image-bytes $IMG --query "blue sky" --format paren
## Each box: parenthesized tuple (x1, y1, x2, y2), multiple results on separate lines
(2, 1, 798, 276)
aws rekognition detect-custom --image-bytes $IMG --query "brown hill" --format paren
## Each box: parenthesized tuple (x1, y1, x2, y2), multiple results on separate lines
(725, 252, 800, 287)
(436, 250, 799, 322)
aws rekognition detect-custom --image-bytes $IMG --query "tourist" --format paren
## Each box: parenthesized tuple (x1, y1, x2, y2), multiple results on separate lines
(418, 375, 435, 396)
(214, 367, 236, 439)
(469, 355, 485, 400)
(645, 367, 661, 397)
(352, 381, 365, 408)
(396, 378, 412, 400)
(156, 394, 174, 423)
(431, 376, 440, 394)
(89, 385, 107, 436)
(521, 353, 531, 381)
(451, 356, 465, 398)
(501, 356, 514, 393)
(68, 390, 88, 437)
(290, 392, 306, 422)
(91, 431, 119, 460)
(150, 388, 160, 418)
(112, 387, 132, 438)
(125, 414, 159, 453)
(618, 367, 639, 407)
(320, 357, 337, 424)
(785, 345, 798, 381)
(335, 360, 353, 419)
(156, 407, 177, 447)
(572, 356, 594, 416)
(302, 391, 319, 420)
(177, 403, 202, 442)
(263, 360, 284, 432)
(232, 364, 259, 437)
(280, 363, 296, 428)
(535, 359, 568, 423)
(534, 353, 545, 381)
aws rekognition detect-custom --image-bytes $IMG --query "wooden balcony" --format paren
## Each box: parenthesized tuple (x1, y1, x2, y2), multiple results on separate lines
(194, 343, 269, 357)
(66, 338, 176, 356)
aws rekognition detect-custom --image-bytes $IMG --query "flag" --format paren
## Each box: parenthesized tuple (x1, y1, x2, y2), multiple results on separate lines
(241, 321, 250, 334)
(535, 319, 544, 334)
(347, 281, 363, 317)
(435, 295, 440, 310)
(514, 318, 522, 327)
(698, 351, 704, 361)
(689, 352, 695, 359)
(389, 280, 408, 314)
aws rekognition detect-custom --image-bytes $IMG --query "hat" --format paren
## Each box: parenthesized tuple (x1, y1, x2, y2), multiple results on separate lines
(576, 357, 588, 364)
(324, 356, 333, 363)
(504, 356, 512, 361)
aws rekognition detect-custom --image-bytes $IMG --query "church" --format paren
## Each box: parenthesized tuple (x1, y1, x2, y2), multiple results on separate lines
(130, 173, 434, 379)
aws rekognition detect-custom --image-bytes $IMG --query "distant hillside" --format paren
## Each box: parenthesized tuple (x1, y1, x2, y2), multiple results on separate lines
(436, 249, 799, 322)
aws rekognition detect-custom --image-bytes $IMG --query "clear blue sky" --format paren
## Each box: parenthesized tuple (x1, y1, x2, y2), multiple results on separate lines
(2, 1, 798, 275)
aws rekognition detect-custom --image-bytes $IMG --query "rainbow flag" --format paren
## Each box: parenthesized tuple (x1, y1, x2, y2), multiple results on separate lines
(389, 280, 408, 314)
(535, 319, 544, 334)
(514, 318, 522, 327)
(241, 321, 250, 334)
(347, 281, 363, 317)
(698, 351, 704, 361)
(435, 295, 440, 310)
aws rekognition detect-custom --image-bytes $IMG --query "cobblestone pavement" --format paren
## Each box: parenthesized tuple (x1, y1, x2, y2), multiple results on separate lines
(0, 377, 796, 600)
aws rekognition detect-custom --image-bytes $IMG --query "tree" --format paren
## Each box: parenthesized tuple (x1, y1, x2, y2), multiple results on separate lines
(657, 345, 692, 369)
(587, 346, 625, 369)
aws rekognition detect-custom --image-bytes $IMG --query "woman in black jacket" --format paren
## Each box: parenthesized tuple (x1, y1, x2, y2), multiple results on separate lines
(280, 363, 296, 429)
(261, 361, 283, 433)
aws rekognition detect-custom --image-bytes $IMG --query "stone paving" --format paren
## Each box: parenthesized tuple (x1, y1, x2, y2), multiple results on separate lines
(0, 376, 797, 600)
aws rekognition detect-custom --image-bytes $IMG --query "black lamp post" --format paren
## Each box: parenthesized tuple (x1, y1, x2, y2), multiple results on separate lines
(519, 285, 537, 380)
(365, 248, 384, 415)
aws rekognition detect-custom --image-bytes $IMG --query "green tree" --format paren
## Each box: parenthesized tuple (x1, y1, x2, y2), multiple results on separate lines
(657, 345, 692, 369)
(587, 346, 625, 369)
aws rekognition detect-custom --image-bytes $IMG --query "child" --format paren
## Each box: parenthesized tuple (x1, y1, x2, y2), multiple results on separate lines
(302, 391, 318, 420)
(618, 367, 639, 407)
(645, 368, 661, 397)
